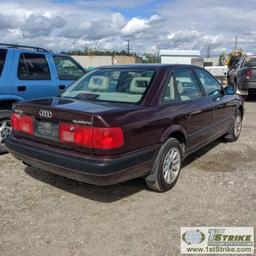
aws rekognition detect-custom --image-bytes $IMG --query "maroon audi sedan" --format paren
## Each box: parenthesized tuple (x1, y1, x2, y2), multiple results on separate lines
(6, 64, 244, 192)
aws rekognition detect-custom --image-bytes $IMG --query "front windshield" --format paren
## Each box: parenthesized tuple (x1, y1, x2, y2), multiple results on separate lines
(62, 68, 155, 104)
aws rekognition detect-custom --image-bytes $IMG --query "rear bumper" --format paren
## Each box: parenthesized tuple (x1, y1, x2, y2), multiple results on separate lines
(5, 135, 159, 186)
(236, 88, 248, 96)
(239, 81, 256, 89)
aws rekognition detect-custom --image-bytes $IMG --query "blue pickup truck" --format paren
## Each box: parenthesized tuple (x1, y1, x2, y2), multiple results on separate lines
(0, 43, 85, 153)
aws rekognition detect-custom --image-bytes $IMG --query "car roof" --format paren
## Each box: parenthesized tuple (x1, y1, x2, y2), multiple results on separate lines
(0, 47, 72, 57)
(0, 43, 69, 56)
(98, 64, 203, 70)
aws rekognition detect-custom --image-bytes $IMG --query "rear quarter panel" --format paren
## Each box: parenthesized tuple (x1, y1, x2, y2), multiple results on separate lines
(94, 105, 189, 155)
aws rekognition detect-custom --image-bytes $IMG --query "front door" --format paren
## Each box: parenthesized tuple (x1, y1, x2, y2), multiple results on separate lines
(52, 55, 85, 93)
(194, 68, 235, 136)
(173, 68, 214, 151)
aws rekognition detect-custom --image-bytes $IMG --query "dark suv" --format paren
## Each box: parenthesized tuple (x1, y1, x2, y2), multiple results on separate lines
(6, 64, 244, 192)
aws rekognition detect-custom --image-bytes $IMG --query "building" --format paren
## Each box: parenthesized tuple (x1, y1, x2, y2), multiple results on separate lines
(191, 57, 221, 67)
(160, 50, 201, 65)
(71, 55, 143, 68)
(203, 57, 221, 67)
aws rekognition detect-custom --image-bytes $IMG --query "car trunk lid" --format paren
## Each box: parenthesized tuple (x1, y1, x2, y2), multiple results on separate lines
(12, 97, 138, 154)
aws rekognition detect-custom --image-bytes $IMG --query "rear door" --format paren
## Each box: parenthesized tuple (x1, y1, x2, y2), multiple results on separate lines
(11, 51, 58, 100)
(52, 55, 85, 92)
(0, 48, 13, 95)
(194, 68, 235, 136)
(172, 68, 214, 150)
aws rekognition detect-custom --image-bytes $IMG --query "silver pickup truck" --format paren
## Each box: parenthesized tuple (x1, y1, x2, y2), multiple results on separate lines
(228, 56, 256, 97)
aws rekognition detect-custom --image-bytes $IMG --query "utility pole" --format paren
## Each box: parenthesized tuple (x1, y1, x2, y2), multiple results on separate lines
(234, 36, 238, 50)
(73, 40, 77, 52)
(127, 40, 130, 55)
(207, 45, 211, 58)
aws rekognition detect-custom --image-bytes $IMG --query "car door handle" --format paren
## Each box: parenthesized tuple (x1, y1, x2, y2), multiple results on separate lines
(17, 86, 26, 92)
(189, 110, 202, 118)
(59, 85, 66, 90)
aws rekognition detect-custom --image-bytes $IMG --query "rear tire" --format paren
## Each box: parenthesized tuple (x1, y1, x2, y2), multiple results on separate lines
(145, 138, 182, 192)
(224, 110, 242, 142)
(0, 110, 12, 154)
(234, 80, 238, 94)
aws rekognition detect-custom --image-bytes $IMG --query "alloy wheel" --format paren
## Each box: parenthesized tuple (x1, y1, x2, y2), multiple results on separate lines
(0, 120, 11, 144)
(234, 115, 242, 138)
(162, 147, 181, 184)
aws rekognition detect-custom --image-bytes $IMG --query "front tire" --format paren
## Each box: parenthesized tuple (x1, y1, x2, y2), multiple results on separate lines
(145, 138, 182, 192)
(224, 110, 242, 142)
(0, 110, 12, 154)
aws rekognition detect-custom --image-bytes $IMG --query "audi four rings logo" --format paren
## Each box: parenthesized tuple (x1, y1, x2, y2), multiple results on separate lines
(39, 110, 53, 118)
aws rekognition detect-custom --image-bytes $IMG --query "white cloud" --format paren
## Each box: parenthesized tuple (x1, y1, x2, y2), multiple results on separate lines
(0, 0, 255, 55)
(122, 17, 150, 35)
(121, 15, 162, 36)
(22, 15, 66, 36)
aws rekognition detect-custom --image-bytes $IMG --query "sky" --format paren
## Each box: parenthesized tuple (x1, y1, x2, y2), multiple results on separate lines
(1, 0, 256, 56)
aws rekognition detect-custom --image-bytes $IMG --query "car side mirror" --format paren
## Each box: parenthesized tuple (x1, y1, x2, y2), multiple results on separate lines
(224, 86, 235, 95)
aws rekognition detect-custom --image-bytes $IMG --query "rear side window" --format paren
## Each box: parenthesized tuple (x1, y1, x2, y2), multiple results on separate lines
(18, 53, 51, 80)
(53, 56, 84, 80)
(244, 58, 256, 68)
(0, 49, 7, 77)
(195, 69, 222, 97)
(174, 69, 203, 102)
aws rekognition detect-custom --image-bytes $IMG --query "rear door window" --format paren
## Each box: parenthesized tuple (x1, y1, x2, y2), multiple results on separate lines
(18, 53, 51, 80)
(0, 49, 7, 77)
(53, 56, 84, 80)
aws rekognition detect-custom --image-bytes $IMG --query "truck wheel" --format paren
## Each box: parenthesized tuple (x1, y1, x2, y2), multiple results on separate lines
(0, 110, 12, 154)
(224, 110, 242, 142)
(145, 138, 182, 192)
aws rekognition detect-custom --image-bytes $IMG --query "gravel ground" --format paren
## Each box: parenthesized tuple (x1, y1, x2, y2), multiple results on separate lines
(0, 101, 256, 256)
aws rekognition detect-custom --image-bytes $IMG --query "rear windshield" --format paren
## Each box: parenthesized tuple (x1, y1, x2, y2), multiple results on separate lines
(244, 58, 256, 68)
(62, 68, 155, 104)
(0, 49, 7, 76)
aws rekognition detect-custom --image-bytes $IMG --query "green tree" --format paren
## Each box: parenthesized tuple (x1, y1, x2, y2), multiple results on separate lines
(67, 47, 137, 57)
(143, 53, 160, 63)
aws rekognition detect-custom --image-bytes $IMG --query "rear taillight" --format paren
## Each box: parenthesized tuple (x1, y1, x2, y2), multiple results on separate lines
(245, 69, 253, 79)
(11, 113, 34, 135)
(59, 123, 124, 149)
(93, 127, 124, 149)
(59, 123, 93, 147)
